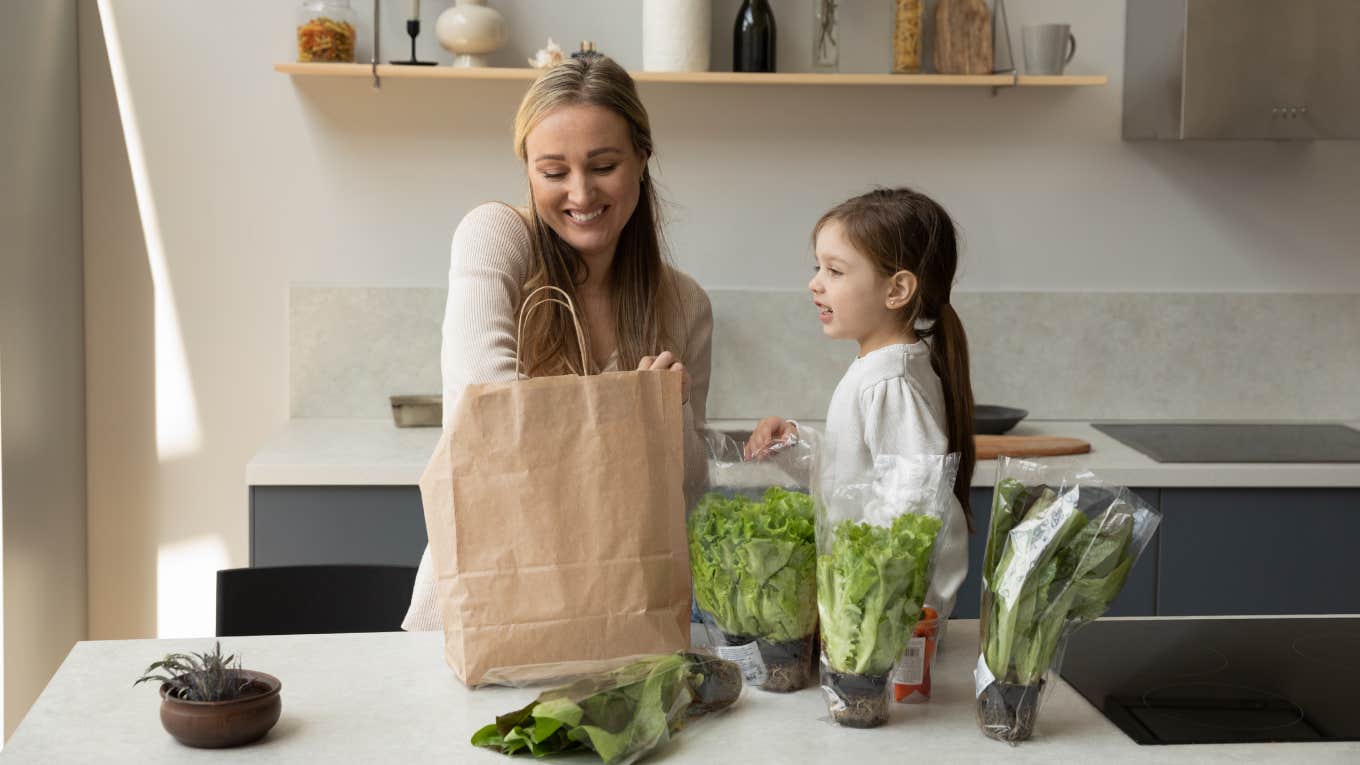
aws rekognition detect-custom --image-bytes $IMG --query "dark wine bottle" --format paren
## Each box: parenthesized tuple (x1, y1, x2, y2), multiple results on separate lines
(733, 0, 776, 73)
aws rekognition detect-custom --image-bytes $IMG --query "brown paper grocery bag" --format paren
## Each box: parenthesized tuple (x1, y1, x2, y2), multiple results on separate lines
(419, 287, 691, 685)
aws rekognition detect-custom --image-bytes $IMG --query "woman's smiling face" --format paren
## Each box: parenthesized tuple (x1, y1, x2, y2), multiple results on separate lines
(524, 104, 646, 265)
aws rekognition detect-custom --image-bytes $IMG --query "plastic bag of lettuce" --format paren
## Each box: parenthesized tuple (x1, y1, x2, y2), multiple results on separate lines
(815, 453, 958, 727)
(975, 457, 1161, 744)
(686, 428, 820, 692)
(689, 487, 818, 692)
(472, 651, 742, 765)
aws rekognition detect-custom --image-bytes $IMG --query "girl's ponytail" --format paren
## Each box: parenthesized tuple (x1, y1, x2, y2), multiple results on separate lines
(927, 302, 976, 533)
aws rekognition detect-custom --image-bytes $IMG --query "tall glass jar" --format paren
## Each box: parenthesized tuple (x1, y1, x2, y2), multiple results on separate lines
(296, 0, 357, 63)
(813, 0, 839, 72)
(893, 0, 924, 73)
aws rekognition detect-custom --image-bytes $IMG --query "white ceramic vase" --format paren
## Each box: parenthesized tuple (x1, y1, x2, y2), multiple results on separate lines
(435, 0, 509, 68)
(642, 0, 710, 72)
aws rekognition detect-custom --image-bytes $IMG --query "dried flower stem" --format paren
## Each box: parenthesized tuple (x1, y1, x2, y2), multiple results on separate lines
(816, 0, 839, 65)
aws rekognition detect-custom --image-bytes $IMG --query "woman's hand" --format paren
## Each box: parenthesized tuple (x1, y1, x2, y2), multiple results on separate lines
(744, 416, 797, 461)
(637, 351, 691, 405)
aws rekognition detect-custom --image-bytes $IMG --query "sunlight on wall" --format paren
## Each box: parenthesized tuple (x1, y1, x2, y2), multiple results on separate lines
(156, 535, 229, 638)
(95, 0, 202, 460)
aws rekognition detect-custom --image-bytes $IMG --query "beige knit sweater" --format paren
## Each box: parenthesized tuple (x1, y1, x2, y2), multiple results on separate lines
(402, 202, 714, 631)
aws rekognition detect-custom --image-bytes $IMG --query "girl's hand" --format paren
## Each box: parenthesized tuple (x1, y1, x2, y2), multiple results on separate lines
(637, 351, 691, 405)
(744, 416, 797, 461)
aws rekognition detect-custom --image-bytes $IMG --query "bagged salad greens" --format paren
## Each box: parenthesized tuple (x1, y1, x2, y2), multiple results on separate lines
(688, 428, 819, 692)
(472, 652, 742, 765)
(689, 488, 817, 691)
(815, 453, 958, 727)
(975, 457, 1160, 744)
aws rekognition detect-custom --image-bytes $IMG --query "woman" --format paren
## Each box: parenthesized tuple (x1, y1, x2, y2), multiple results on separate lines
(403, 55, 713, 630)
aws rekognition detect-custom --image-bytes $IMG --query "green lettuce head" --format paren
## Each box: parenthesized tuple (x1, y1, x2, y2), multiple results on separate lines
(688, 488, 818, 642)
(817, 513, 942, 676)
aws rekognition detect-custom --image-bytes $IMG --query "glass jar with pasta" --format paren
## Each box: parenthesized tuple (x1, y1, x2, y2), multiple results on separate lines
(297, 0, 357, 63)
(893, 0, 924, 73)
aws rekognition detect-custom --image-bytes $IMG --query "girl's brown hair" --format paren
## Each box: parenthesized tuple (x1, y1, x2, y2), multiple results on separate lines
(814, 187, 977, 532)
(512, 55, 677, 376)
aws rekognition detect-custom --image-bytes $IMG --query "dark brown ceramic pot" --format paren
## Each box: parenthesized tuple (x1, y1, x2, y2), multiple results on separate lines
(158, 670, 282, 748)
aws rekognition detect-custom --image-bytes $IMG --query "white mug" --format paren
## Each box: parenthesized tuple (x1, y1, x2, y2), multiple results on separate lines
(1022, 24, 1076, 76)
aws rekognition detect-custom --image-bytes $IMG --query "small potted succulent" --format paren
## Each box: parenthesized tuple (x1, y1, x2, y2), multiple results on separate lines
(135, 642, 282, 748)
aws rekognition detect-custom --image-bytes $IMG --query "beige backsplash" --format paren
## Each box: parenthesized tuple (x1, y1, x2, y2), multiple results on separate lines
(291, 286, 1360, 422)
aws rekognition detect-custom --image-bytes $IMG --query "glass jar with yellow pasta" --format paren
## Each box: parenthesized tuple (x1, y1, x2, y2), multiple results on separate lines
(296, 0, 357, 63)
(893, 0, 923, 73)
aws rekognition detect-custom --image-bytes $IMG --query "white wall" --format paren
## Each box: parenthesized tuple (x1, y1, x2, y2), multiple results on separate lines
(1, 0, 88, 742)
(80, 0, 1360, 640)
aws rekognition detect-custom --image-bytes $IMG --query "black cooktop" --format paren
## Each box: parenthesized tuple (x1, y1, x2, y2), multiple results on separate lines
(1061, 617, 1360, 745)
(1092, 423, 1360, 463)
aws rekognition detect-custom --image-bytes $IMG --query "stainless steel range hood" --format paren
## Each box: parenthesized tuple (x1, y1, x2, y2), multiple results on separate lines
(1123, 0, 1360, 140)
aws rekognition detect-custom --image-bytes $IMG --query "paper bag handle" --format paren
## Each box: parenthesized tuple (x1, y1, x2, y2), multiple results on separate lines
(515, 285, 591, 380)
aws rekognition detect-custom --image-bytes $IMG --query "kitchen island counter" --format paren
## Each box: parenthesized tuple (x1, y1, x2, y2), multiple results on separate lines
(6, 620, 1357, 763)
(246, 418, 1360, 488)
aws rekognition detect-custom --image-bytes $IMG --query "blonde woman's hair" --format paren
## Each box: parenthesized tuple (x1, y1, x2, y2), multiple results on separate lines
(512, 55, 677, 376)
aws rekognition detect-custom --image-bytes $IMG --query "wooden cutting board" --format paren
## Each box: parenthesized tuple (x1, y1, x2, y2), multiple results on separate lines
(975, 435, 1091, 460)
(933, 0, 993, 75)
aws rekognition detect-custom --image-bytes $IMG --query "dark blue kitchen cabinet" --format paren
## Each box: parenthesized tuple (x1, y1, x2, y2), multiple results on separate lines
(252, 484, 1360, 617)
(250, 486, 427, 568)
(1157, 488, 1360, 616)
(950, 488, 995, 620)
(952, 487, 1161, 620)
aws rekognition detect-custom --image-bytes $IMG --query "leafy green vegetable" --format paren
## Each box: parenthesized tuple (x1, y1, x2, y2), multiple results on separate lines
(471, 653, 741, 765)
(688, 488, 818, 642)
(981, 484, 1141, 686)
(817, 513, 943, 676)
(982, 479, 1034, 589)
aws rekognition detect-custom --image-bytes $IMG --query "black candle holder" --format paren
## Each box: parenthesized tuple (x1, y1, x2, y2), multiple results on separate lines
(391, 19, 436, 66)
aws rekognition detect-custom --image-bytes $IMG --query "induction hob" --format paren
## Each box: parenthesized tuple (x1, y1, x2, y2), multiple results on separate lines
(1091, 423, 1360, 463)
(1060, 617, 1360, 745)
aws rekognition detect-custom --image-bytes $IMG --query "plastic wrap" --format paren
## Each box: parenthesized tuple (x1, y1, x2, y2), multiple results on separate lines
(689, 428, 820, 692)
(974, 457, 1161, 744)
(472, 652, 742, 765)
(815, 453, 959, 727)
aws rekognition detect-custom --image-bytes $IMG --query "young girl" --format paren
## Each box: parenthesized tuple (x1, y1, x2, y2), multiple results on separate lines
(744, 186, 976, 622)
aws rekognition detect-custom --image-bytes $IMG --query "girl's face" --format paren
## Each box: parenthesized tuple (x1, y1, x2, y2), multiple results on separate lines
(809, 219, 914, 353)
(524, 104, 646, 266)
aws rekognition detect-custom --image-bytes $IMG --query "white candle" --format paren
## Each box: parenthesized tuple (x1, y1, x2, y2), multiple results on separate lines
(408, 0, 420, 20)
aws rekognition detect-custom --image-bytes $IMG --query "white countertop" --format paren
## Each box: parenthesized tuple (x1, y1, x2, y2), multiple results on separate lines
(970, 420, 1360, 488)
(246, 418, 441, 486)
(6, 620, 1356, 763)
(246, 418, 1360, 488)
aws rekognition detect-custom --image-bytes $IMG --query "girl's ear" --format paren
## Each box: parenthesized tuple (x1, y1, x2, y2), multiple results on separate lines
(885, 270, 919, 310)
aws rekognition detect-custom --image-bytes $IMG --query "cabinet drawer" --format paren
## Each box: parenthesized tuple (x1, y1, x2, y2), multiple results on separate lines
(1158, 488, 1360, 615)
(250, 486, 426, 568)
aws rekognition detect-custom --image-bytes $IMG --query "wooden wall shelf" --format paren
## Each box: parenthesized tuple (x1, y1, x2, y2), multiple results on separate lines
(275, 63, 1107, 89)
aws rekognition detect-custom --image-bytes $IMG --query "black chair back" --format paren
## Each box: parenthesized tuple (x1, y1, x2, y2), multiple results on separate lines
(216, 565, 418, 636)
